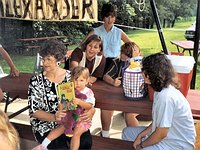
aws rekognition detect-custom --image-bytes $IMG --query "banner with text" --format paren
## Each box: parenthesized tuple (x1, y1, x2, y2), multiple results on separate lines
(0, 0, 97, 21)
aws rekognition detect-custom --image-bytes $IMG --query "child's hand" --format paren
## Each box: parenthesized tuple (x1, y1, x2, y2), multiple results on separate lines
(72, 97, 80, 105)
(113, 77, 122, 87)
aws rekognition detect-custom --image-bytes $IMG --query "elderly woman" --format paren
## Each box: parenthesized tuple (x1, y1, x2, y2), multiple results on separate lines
(28, 39, 95, 149)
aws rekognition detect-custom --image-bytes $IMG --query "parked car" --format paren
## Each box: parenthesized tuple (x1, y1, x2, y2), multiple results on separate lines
(185, 22, 196, 41)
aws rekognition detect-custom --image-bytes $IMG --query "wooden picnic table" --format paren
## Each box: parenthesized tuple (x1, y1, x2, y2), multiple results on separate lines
(0, 72, 199, 149)
(170, 40, 200, 56)
(16, 36, 71, 55)
(0, 72, 152, 117)
(17, 36, 68, 42)
(0, 72, 199, 119)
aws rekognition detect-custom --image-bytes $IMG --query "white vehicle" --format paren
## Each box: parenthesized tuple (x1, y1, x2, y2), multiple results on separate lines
(185, 21, 196, 40)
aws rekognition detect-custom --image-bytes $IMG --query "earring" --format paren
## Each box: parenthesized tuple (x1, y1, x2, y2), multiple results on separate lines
(57, 61, 61, 66)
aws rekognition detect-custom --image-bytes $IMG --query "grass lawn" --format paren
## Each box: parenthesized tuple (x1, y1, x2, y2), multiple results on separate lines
(0, 19, 200, 89)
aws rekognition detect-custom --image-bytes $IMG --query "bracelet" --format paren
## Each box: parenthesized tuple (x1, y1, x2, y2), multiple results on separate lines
(140, 142, 144, 149)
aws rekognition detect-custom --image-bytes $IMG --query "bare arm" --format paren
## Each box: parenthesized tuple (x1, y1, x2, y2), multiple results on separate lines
(133, 123, 169, 149)
(31, 104, 66, 122)
(89, 76, 97, 85)
(31, 110, 57, 122)
(73, 98, 93, 110)
(139, 127, 169, 149)
(103, 75, 122, 87)
(121, 31, 132, 43)
(70, 60, 79, 71)
(0, 47, 19, 77)
(0, 88, 3, 101)
(80, 107, 96, 122)
(47, 125, 65, 141)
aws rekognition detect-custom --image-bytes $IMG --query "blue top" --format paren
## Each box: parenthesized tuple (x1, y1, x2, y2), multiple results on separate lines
(94, 24, 122, 58)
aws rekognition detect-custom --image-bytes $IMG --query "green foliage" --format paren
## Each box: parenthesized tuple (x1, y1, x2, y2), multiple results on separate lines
(1, 19, 199, 89)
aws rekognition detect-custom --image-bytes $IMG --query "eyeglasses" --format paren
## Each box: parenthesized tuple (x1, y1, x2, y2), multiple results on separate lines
(41, 56, 56, 63)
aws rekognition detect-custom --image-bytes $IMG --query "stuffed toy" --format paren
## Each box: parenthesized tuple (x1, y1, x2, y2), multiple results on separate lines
(59, 89, 87, 136)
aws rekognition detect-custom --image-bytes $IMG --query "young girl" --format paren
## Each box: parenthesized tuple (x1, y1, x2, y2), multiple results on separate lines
(0, 109, 20, 150)
(34, 66, 95, 150)
(122, 53, 196, 150)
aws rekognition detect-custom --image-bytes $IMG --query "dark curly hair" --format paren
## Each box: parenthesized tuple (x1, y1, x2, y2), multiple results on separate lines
(101, 3, 117, 19)
(141, 53, 180, 92)
(39, 39, 67, 62)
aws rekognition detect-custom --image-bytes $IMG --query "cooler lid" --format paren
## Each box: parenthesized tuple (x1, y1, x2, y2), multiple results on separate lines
(166, 55, 195, 73)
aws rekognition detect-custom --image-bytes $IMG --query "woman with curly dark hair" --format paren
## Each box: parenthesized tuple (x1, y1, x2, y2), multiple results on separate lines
(29, 39, 95, 150)
(122, 53, 196, 150)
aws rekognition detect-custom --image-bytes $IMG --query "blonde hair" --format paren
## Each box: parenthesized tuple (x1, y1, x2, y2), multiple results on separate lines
(71, 66, 90, 81)
(0, 109, 20, 150)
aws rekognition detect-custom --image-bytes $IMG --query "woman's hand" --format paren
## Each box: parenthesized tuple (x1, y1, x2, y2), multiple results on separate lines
(55, 104, 66, 121)
(80, 107, 95, 122)
(133, 135, 142, 149)
(10, 67, 19, 77)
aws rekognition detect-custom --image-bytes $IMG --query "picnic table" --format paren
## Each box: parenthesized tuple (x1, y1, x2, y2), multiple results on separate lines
(170, 40, 200, 57)
(0, 72, 199, 119)
(0, 72, 152, 118)
(16, 36, 71, 55)
(0, 72, 199, 150)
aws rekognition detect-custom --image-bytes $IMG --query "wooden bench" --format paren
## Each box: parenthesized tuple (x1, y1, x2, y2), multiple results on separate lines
(12, 122, 134, 150)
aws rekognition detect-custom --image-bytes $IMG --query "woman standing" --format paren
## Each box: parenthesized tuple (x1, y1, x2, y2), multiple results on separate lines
(81, 3, 138, 138)
(81, 3, 132, 71)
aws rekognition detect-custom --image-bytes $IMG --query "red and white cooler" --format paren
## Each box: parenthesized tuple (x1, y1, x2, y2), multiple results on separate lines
(148, 55, 195, 101)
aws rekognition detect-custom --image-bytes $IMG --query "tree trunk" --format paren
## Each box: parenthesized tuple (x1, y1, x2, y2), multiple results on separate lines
(163, 19, 166, 28)
(171, 19, 176, 28)
(167, 20, 170, 28)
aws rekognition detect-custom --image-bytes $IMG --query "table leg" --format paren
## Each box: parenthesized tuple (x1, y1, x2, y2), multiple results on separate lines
(176, 46, 180, 53)
(4, 92, 19, 113)
(4, 92, 10, 113)
(188, 50, 192, 56)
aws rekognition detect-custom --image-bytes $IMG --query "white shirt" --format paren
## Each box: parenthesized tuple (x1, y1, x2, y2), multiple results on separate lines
(152, 85, 196, 150)
(81, 87, 95, 106)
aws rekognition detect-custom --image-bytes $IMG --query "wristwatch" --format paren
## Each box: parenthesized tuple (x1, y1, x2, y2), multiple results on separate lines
(140, 142, 144, 149)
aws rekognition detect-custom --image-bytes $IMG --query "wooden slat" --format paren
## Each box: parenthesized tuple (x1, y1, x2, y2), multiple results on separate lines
(12, 122, 134, 150)
(17, 36, 68, 41)
(187, 90, 200, 119)
(92, 136, 134, 150)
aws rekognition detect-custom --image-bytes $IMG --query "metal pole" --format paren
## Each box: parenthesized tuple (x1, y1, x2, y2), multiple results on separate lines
(150, 0, 169, 54)
(191, 0, 200, 89)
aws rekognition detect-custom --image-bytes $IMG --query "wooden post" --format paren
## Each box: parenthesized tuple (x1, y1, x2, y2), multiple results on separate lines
(149, 0, 169, 55)
(191, 0, 200, 89)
